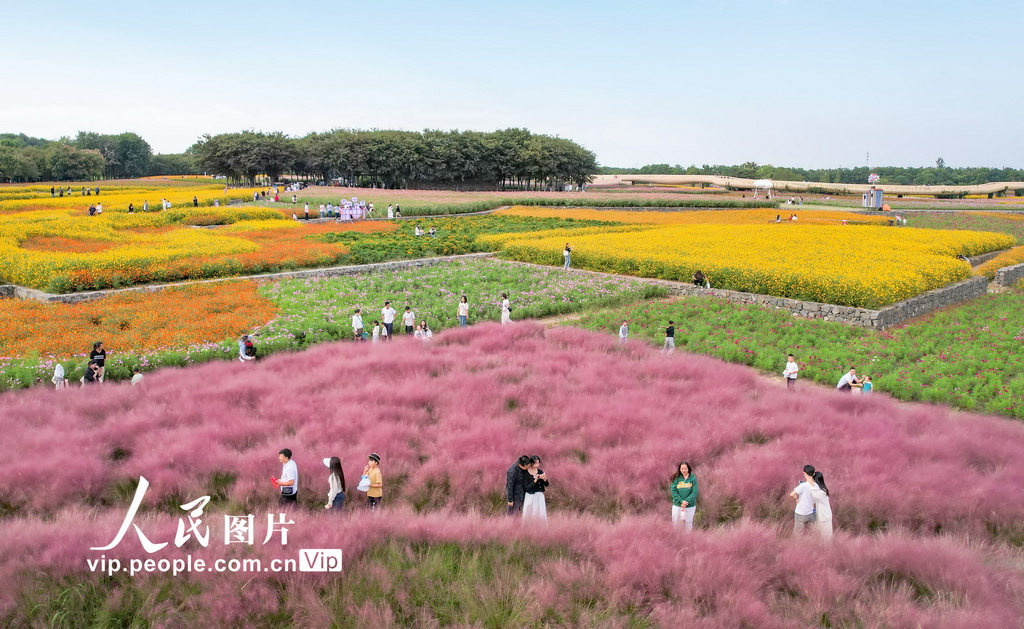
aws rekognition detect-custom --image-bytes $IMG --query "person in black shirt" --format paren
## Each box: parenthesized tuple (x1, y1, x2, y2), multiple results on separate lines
(82, 360, 101, 385)
(89, 341, 106, 382)
(505, 455, 531, 515)
(692, 270, 706, 287)
(523, 455, 549, 521)
(663, 321, 675, 355)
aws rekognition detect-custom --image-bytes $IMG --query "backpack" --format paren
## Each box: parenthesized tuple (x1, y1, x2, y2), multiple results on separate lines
(244, 341, 256, 357)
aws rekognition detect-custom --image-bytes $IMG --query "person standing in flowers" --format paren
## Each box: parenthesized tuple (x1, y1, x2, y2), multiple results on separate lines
(89, 341, 106, 382)
(387, 204, 394, 219)
(670, 461, 698, 532)
(523, 455, 549, 522)
(402, 306, 416, 334)
(811, 470, 833, 539)
(506, 455, 531, 515)
(276, 448, 299, 506)
(381, 301, 396, 340)
(352, 308, 364, 341)
(783, 354, 799, 391)
(324, 456, 346, 511)
(563, 243, 572, 270)
(500, 293, 512, 324)
(618, 321, 629, 343)
(457, 295, 470, 327)
(363, 453, 383, 511)
(371, 320, 382, 344)
(790, 464, 818, 535)
(662, 321, 675, 355)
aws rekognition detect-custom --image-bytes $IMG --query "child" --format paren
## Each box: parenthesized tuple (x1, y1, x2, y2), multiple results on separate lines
(402, 306, 416, 334)
(131, 368, 144, 386)
(371, 320, 381, 344)
(52, 364, 67, 389)
(363, 453, 383, 510)
(618, 321, 629, 344)
(861, 376, 873, 394)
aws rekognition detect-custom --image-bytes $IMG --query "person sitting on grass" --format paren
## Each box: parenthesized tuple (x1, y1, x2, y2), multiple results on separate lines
(692, 270, 706, 288)
(414, 320, 433, 341)
(239, 335, 257, 362)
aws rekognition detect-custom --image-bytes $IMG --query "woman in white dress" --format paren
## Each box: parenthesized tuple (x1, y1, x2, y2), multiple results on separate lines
(811, 470, 833, 539)
(522, 455, 549, 522)
(500, 293, 511, 325)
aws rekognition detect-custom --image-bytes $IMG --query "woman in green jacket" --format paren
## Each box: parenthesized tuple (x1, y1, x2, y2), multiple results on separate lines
(670, 461, 698, 532)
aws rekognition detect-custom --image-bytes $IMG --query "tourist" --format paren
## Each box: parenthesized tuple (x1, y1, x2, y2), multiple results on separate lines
(192, 196, 198, 207)
(790, 464, 817, 536)
(670, 461, 698, 532)
(371, 320, 382, 344)
(352, 308, 364, 341)
(143, 200, 149, 212)
(324, 456, 346, 511)
(523, 455, 549, 522)
(836, 367, 861, 393)
(506, 455, 531, 515)
(402, 306, 416, 334)
(88, 204, 97, 216)
(692, 270, 706, 288)
(861, 375, 873, 394)
(131, 368, 144, 386)
(563, 243, 572, 270)
(387, 204, 394, 219)
(811, 470, 833, 539)
(239, 334, 256, 362)
(363, 453, 383, 510)
(415, 320, 432, 341)
(95, 186, 100, 196)
(414, 224, 423, 236)
(428, 226, 437, 238)
(253, 192, 259, 203)
(213, 199, 219, 207)
(618, 321, 629, 344)
(381, 301, 396, 340)
(51, 364, 67, 389)
(663, 321, 675, 355)
(275, 448, 299, 506)
(128, 203, 134, 213)
(50, 186, 55, 197)
(82, 360, 101, 386)
(783, 354, 799, 391)
(319, 204, 326, 219)
(500, 293, 512, 325)
(395, 205, 401, 218)
(95, 202, 102, 214)
(291, 195, 297, 204)
(304, 203, 309, 220)
(457, 295, 469, 327)
(89, 341, 106, 382)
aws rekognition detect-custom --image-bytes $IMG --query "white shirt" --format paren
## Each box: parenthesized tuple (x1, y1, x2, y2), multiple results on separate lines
(619, 325, 628, 339)
(402, 311, 416, 326)
(784, 361, 799, 379)
(793, 482, 815, 516)
(811, 486, 832, 521)
(326, 473, 343, 506)
(131, 373, 144, 385)
(352, 314, 363, 330)
(501, 299, 510, 311)
(458, 302, 469, 316)
(372, 326, 380, 342)
(281, 459, 298, 494)
(563, 248, 570, 258)
(381, 307, 396, 324)
(837, 372, 857, 389)
(415, 328, 432, 341)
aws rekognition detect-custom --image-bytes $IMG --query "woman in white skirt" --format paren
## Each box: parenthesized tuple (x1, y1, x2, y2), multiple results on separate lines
(500, 293, 512, 325)
(811, 470, 833, 539)
(522, 455, 549, 522)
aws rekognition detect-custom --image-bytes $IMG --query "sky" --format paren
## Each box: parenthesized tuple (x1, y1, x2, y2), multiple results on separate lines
(1, 0, 1020, 169)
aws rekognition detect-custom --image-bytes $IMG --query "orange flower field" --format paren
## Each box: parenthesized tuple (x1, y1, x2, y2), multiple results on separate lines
(0, 282, 277, 359)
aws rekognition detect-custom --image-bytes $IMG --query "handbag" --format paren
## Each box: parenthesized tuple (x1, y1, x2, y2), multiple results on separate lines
(357, 475, 371, 492)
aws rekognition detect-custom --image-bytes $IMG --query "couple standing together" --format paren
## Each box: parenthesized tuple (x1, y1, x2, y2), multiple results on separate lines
(791, 464, 833, 538)
(506, 455, 549, 521)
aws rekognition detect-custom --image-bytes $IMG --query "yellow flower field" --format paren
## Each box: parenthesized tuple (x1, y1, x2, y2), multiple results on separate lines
(494, 206, 891, 226)
(486, 209, 1014, 307)
(0, 183, 261, 215)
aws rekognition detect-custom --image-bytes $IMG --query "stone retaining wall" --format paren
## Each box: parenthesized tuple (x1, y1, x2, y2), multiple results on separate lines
(0, 285, 13, 298)
(994, 263, 1024, 287)
(5, 253, 496, 304)
(968, 250, 1006, 267)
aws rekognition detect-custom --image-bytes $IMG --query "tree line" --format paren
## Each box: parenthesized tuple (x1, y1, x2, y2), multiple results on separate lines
(189, 128, 598, 189)
(600, 160, 1024, 187)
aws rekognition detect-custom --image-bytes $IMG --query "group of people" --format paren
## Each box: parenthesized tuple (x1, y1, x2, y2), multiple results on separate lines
(413, 225, 437, 237)
(51, 186, 99, 197)
(298, 198, 374, 221)
(272, 448, 384, 511)
(51, 341, 144, 388)
(836, 366, 873, 393)
(791, 464, 833, 538)
(505, 455, 550, 521)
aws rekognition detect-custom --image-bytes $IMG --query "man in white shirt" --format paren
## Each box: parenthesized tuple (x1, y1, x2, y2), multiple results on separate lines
(352, 308, 364, 341)
(789, 464, 817, 535)
(836, 367, 861, 393)
(783, 354, 799, 391)
(402, 306, 416, 334)
(277, 448, 298, 505)
(381, 301, 396, 340)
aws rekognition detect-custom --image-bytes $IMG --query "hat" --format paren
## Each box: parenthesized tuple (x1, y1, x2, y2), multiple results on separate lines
(368, 453, 381, 463)
(323, 457, 332, 468)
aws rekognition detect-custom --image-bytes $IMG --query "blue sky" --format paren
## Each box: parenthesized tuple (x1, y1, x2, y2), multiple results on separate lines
(1, 0, 1019, 168)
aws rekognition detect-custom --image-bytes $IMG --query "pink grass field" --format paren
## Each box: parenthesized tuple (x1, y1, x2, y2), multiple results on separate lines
(2, 323, 1023, 626)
